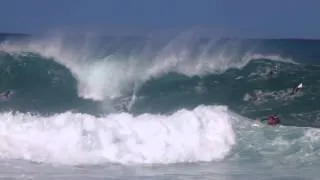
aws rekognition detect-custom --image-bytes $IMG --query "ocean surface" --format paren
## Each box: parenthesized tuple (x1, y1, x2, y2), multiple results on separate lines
(0, 32, 319, 180)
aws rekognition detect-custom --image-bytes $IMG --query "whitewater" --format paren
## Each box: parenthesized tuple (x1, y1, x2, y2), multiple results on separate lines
(0, 32, 319, 180)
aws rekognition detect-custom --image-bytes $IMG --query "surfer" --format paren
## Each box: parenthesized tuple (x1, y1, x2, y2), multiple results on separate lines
(255, 115, 280, 126)
(266, 115, 280, 126)
(290, 83, 303, 95)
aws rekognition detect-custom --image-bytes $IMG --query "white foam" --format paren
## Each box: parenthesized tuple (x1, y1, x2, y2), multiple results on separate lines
(0, 105, 236, 165)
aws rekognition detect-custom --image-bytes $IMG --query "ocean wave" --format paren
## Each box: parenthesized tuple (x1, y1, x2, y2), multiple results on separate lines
(0, 33, 296, 102)
(0, 105, 235, 165)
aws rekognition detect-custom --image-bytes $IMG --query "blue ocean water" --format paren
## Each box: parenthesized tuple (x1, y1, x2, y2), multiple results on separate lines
(0, 32, 319, 180)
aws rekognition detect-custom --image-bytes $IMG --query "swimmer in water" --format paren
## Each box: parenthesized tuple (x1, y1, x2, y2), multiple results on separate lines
(266, 115, 280, 126)
(256, 115, 281, 126)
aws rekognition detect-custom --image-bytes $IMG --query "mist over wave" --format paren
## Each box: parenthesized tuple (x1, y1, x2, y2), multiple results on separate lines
(0, 32, 295, 102)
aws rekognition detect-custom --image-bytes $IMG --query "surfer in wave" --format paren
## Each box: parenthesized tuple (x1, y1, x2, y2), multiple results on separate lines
(290, 82, 303, 95)
(255, 115, 280, 126)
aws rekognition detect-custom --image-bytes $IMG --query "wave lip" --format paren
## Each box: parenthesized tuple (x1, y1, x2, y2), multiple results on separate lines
(0, 105, 236, 165)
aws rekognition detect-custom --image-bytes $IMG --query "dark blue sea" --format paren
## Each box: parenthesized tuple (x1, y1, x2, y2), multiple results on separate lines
(0, 32, 319, 180)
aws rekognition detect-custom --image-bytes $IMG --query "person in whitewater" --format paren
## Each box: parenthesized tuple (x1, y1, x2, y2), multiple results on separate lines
(255, 115, 281, 126)
(266, 115, 280, 126)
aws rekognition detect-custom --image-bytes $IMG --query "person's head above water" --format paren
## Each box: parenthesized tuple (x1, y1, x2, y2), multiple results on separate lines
(267, 115, 280, 126)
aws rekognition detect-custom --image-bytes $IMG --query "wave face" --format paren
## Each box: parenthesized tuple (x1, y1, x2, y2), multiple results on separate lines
(0, 32, 320, 166)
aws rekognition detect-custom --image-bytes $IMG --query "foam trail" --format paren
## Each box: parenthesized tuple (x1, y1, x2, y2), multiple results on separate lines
(0, 105, 236, 165)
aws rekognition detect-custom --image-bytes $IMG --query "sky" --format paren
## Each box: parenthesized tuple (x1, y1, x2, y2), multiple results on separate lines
(1, 0, 320, 38)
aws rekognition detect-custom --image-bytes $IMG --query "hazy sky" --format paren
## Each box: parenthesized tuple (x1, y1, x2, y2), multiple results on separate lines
(1, 0, 319, 38)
